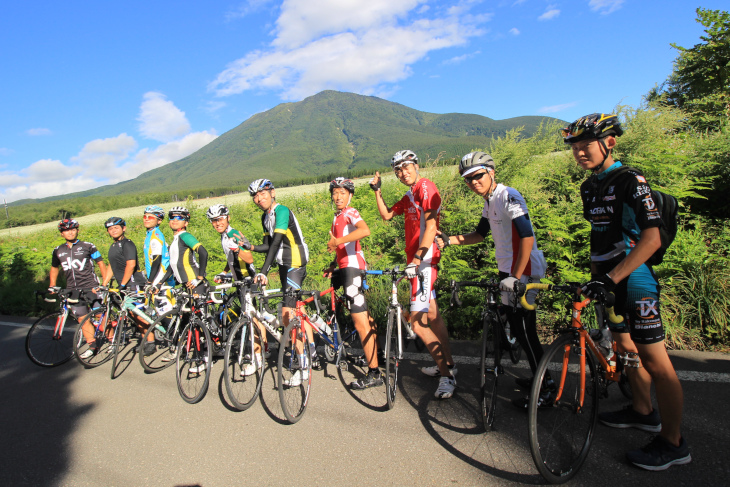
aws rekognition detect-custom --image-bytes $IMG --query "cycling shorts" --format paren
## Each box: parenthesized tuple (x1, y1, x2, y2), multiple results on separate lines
(332, 267, 368, 314)
(68, 290, 101, 319)
(611, 284, 665, 345)
(280, 266, 306, 308)
(409, 264, 437, 313)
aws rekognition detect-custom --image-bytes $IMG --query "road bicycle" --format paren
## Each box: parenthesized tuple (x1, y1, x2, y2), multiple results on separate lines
(364, 267, 418, 410)
(223, 278, 284, 411)
(137, 286, 188, 373)
(450, 278, 522, 432)
(110, 290, 159, 379)
(521, 283, 632, 483)
(73, 286, 123, 368)
(26, 288, 94, 367)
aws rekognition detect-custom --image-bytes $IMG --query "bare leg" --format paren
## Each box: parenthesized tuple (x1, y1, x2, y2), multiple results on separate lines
(615, 332, 653, 415)
(352, 311, 378, 368)
(410, 299, 454, 378)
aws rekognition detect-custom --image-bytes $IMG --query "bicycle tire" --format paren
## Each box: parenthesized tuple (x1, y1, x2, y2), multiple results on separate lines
(277, 319, 312, 423)
(384, 308, 399, 410)
(25, 312, 77, 367)
(110, 315, 133, 380)
(74, 307, 116, 368)
(176, 318, 213, 404)
(138, 309, 184, 373)
(224, 317, 264, 411)
(528, 333, 599, 484)
(481, 313, 501, 431)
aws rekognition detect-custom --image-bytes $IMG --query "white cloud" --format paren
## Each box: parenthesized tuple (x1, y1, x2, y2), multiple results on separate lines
(538, 102, 578, 114)
(26, 128, 53, 136)
(137, 92, 191, 142)
(538, 8, 560, 21)
(73, 134, 138, 175)
(25, 159, 82, 182)
(443, 50, 481, 65)
(509, 27, 520, 35)
(589, 0, 624, 15)
(226, 0, 275, 21)
(210, 0, 490, 100)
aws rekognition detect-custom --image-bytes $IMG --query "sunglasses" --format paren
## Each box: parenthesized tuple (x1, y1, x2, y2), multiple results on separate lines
(210, 217, 227, 224)
(464, 172, 489, 184)
(170, 215, 187, 221)
(142, 214, 159, 220)
(393, 162, 415, 173)
(560, 126, 585, 139)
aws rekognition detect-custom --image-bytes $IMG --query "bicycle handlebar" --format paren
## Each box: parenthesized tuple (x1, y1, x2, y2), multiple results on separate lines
(519, 283, 623, 324)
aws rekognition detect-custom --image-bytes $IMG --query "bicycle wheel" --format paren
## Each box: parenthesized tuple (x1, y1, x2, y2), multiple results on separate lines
(528, 333, 599, 484)
(25, 312, 77, 367)
(74, 307, 117, 368)
(277, 319, 312, 423)
(384, 308, 399, 410)
(176, 318, 212, 404)
(139, 309, 184, 373)
(111, 315, 133, 380)
(224, 317, 265, 411)
(481, 313, 501, 431)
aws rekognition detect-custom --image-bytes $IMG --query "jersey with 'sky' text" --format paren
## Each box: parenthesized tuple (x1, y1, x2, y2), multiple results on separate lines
(391, 177, 441, 263)
(331, 207, 367, 270)
(51, 240, 103, 289)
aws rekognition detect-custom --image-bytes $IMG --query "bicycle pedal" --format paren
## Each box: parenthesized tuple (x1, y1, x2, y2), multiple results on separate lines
(338, 361, 348, 371)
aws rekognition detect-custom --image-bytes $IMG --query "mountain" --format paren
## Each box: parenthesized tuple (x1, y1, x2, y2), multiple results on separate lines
(14, 90, 563, 203)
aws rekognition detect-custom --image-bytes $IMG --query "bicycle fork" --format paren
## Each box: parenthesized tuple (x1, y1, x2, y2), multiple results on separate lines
(54, 309, 69, 339)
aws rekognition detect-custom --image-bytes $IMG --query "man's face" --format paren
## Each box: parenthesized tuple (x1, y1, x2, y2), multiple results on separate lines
(571, 137, 614, 171)
(168, 215, 188, 231)
(210, 215, 229, 234)
(107, 225, 125, 240)
(60, 228, 78, 241)
(331, 188, 351, 210)
(463, 169, 494, 198)
(142, 213, 160, 229)
(253, 189, 274, 211)
(394, 162, 419, 186)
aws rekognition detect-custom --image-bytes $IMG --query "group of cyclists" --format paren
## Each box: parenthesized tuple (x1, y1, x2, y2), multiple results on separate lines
(45, 113, 690, 472)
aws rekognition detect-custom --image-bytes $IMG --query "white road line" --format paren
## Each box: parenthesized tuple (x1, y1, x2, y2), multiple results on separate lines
(4, 321, 729, 383)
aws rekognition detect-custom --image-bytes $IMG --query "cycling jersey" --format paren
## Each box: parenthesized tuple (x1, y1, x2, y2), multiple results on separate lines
(391, 177, 441, 264)
(221, 226, 255, 280)
(160, 231, 208, 284)
(581, 161, 664, 344)
(144, 227, 170, 283)
(51, 240, 103, 289)
(260, 202, 309, 273)
(331, 207, 367, 270)
(477, 184, 546, 277)
(107, 237, 146, 288)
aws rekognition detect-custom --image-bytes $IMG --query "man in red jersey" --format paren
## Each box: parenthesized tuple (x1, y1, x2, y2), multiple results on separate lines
(371, 150, 456, 399)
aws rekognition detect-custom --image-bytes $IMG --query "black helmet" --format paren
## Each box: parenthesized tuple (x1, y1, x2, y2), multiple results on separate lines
(459, 152, 495, 177)
(329, 177, 355, 194)
(104, 217, 126, 229)
(168, 206, 190, 221)
(58, 219, 79, 231)
(561, 113, 623, 144)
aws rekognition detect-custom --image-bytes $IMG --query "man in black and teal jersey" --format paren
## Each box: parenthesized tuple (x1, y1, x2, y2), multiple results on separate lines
(563, 113, 690, 471)
(247, 178, 315, 385)
(100, 217, 155, 356)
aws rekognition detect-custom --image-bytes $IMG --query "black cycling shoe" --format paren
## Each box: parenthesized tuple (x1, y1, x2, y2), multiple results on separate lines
(143, 342, 157, 357)
(350, 371, 384, 390)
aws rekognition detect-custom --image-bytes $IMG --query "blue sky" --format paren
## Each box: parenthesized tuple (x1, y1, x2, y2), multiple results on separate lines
(0, 0, 724, 203)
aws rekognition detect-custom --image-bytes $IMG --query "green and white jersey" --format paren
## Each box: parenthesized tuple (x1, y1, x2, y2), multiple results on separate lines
(262, 203, 309, 268)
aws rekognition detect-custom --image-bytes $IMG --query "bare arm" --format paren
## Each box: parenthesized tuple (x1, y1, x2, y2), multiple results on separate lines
(371, 171, 395, 221)
(447, 231, 485, 247)
(49, 266, 60, 287)
(413, 207, 439, 263)
(328, 219, 370, 252)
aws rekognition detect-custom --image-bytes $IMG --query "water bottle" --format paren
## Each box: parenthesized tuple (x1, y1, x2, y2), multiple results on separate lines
(312, 314, 332, 337)
(261, 310, 277, 325)
(589, 328, 614, 360)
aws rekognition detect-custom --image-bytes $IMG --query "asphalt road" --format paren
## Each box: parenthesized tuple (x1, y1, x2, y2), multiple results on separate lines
(2, 316, 728, 486)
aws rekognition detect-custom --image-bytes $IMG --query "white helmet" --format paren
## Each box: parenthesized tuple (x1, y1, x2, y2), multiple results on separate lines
(391, 150, 418, 168)
(206, 204, 229, 220)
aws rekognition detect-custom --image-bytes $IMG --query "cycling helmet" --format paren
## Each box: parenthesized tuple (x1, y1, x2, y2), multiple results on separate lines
(143, 205, 165, 221)
(329, 177, 355, 194)
(168, 206, 190, 221)
(391, 150, 418, 168)
(248, 179, 275, 196)
(459, 152, 495, 177)
(561, 113, 623, 144)
(58, 219, 79, 231)
(206, 204, 230, 220)
(104, 217, 126, 229)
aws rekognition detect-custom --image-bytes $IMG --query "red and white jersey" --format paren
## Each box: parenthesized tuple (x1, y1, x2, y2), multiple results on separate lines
(391, 177, 441, 264)
(331, 207, 367, 269)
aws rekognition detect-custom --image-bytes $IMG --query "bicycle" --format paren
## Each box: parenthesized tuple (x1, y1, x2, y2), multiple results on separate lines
(450, 278, 523, 432)
(223, 278, 284, 411)
(110, 290, 158, 379)
(73, 286, 123, 368)
(26, 288, 94, 367)
(520, 283, 630, 483)
(364, 267, 418, 410)
(137, 286, 189, 373)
